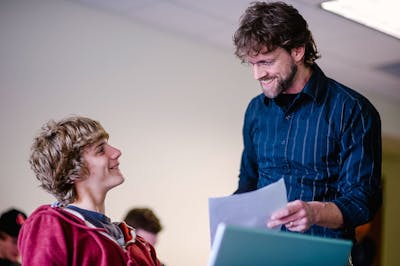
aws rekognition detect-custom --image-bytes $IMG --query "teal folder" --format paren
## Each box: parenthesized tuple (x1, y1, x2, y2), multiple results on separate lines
(208, 224, 352, 266)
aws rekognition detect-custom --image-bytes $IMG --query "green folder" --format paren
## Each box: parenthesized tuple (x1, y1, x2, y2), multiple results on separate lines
(208, 224, 352, 266)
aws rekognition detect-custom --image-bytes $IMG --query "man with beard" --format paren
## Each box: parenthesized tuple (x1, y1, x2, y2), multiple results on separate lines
(233, 1, 382, 245)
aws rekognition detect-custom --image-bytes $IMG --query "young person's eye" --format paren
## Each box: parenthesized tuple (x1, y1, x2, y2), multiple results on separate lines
(96, 145, 105, 154)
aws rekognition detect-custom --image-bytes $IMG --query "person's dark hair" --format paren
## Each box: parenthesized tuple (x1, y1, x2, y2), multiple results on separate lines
(234, 1, 320, 66)
(0, 208, 27, 238)
(29, 116, 109, 206)
(124, 208, 162, 234)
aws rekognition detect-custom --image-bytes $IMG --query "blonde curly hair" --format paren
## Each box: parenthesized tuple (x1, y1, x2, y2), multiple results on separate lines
(29, 116, 109, 206)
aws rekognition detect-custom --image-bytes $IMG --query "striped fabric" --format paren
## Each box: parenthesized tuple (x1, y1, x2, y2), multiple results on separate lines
(235, 64, 382, 240)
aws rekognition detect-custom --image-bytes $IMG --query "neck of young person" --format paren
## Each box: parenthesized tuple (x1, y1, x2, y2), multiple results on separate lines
(70, 189, 107, 214)
(284, 63, 313, 95)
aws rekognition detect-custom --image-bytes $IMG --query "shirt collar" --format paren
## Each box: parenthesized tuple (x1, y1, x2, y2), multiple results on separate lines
(301, 64, 326, 105)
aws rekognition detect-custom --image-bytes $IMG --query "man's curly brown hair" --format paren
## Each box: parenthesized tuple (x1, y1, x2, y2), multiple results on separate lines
(234, 1, 320, 66)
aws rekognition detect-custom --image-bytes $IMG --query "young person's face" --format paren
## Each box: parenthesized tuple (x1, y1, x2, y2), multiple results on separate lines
(0, 234, 19, 262)
(244, 47, 299, 98)
(81, 138, 124, 193)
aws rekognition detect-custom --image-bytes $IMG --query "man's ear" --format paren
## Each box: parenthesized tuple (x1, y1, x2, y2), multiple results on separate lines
(291, 46, 305, 62)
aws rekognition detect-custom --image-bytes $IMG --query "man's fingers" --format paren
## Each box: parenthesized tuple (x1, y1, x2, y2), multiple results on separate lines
(271, 201, 302, 220)
(270, 209, 288, 220)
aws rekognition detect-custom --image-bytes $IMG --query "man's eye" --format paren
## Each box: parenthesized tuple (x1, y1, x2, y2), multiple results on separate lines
(260, 61, 273, 66)
(242, 60, 274, 67)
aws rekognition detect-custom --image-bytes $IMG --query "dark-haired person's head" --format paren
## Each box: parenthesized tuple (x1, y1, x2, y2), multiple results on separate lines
(0, 208, 27, 263)
(124, 208, 162, 246)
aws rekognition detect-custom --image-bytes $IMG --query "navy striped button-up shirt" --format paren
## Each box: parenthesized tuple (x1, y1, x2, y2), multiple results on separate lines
(236, 64, 382, 239)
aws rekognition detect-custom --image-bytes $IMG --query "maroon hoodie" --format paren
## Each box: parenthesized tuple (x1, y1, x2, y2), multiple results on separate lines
(18, 205, 161, 266)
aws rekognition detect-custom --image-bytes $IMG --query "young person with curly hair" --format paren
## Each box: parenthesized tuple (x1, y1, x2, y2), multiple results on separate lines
(19, 116, 161, 266)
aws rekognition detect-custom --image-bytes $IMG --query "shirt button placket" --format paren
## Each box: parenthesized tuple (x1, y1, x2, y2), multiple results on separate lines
(282, 113, 291, 173)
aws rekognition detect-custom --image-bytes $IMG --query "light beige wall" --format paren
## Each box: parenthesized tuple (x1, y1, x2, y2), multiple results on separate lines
(0, 1, 398, 266)
(0, 1, 257, 265)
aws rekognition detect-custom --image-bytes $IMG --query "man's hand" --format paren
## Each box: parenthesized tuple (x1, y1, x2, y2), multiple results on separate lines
(267, 200, 343, 232)
(267, 200, 316, 232)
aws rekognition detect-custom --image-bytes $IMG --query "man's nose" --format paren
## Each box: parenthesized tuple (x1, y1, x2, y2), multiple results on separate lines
(253, 64, 266, 80)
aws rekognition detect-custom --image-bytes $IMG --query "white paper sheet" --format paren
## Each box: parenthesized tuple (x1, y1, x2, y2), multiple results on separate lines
(208, 178, 287, 245)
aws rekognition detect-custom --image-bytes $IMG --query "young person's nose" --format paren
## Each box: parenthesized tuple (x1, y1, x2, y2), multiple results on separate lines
(107, 144, 121, 159)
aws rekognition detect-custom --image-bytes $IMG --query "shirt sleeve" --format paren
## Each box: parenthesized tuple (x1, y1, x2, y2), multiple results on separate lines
(18, 211, 69, 266)
(332, 99, 382, 228)
(234, 100, 260, 194)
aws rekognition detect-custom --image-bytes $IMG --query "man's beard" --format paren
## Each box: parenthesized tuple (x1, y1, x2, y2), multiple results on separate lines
(262, 63, 298, 99)
(280, 64, 297, 93)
